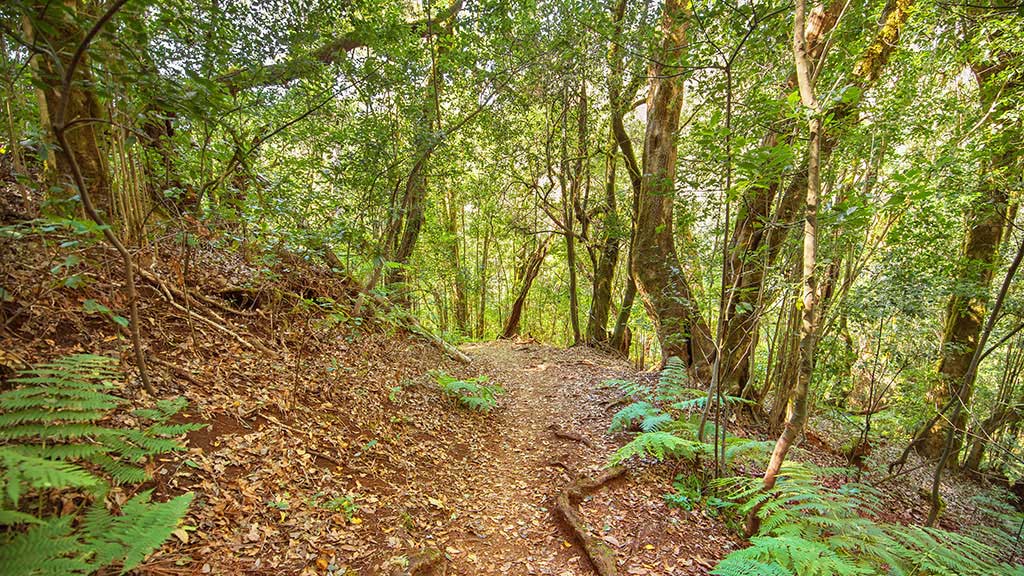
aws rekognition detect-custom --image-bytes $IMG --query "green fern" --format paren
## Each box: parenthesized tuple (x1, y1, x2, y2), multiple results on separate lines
(671, 393, 755, 412)
(79, 490, 194, 571)
(711, 463, 1024, 576)
(609, 431, 708, 465)
(609, 401, 661, 432)
(0, 448, 100, 505)
(607, 377, 650, 399)
(0, 354, 198, 574)
(0, 516, 93, 575)
(656, 356, 690, 401)
(0, 355, 203, 488)
(434, 371, 504, 413)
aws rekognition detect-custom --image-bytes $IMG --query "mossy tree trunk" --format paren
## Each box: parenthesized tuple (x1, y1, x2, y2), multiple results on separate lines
(918, 168, 1010, 459)
(26, 1, 112, 219)
(632, 0, 715, 379)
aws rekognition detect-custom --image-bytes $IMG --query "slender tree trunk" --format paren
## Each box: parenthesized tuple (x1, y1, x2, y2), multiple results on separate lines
(749, 0, 824, 536)
(965, 340, 1024, 471)
(384, 9, 456, 299)
(605, 0, 644, 357)
(586, 127, 620, 346)
(446, 191, 470, 334)
(964, 400, 1020, 473)
(0, 35, 31, 214)
(501, 235, 553, 339)
(563, 185, 582, 345)
(562, 81, 588, 346)
(477, 217, 492, 338)
(718, 0, 914, 396)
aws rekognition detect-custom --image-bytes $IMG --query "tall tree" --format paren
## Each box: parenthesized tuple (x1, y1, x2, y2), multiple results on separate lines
(916, 47, 1018, 460)
(751, 0, 826, 535)
(24, 1, 112, 218)
(632, 0, 715, 378)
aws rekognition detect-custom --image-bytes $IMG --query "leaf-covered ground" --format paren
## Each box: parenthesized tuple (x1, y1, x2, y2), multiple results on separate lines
(152, 340, 739, 575)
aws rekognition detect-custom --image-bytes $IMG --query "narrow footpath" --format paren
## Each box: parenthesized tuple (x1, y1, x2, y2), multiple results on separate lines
(419, 341, 737, 576)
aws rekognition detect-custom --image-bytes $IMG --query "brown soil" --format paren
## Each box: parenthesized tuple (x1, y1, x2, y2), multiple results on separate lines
(153, 341, 738, 576)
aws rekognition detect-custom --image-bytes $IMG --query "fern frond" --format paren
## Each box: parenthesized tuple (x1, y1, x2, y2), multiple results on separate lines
(609, 401, 660, 432)
(641, 412, 673, 432)
(711, 555, 795, 576)
(713, 461, 1024, 576)
(435, 371, 503, 413)
(0, 409, 109, 427)
(609, 431, 706, 465)
(0, 516, 92, 575)
(0, 509, 43, 525)
(87, 455, 150, 484)
(1, 448, 100, 505)
(0, 355, 196, 575)
(723, 438, 774, 464)
(147, 422, 205, 436)
(80, 490, 194, 572)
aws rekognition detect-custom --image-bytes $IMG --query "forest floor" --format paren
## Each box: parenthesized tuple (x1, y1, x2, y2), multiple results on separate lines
(158, 340, 739, 576)
(1, 229, 1006, 576)
(404, 341, 739, 576)
(1, 230, 738, 575)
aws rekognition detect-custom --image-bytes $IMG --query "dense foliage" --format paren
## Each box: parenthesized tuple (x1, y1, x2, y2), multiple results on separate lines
(1, 0, 1023, 571)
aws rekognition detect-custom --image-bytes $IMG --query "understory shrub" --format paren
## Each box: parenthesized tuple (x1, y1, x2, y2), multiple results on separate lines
(711, 463, 1024, 576)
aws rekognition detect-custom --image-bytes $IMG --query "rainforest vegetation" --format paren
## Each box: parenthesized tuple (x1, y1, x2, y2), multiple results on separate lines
(1, 0, 1024, 574)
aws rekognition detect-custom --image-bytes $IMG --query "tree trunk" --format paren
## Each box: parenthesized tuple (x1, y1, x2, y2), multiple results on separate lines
(383, 11, 456, 299)
(632, 0, 715, 379)
(750, 0, 824, 536)
(586, 128, 620, 346)
(718, 0, 913, 396)
(477, 217, 492, 338)
(562, 81, 588, 346)
(965, 340, 1024, 471)
(26, 2, 112, 219)
(501, 235, 552, 339)
(916, 57, 1014, 461)
(446, 191, 470, 334)
(605, 0, 644, 357)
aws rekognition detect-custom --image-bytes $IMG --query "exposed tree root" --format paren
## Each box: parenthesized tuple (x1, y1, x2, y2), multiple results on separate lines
(546, 458, 573, 474)
(554, 466, 626, 576)
(548, 424, 594, 448)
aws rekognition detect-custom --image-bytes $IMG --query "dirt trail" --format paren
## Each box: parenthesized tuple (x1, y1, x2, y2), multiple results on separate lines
(420, 341, 736, 576)
(159, 337, 736, 575)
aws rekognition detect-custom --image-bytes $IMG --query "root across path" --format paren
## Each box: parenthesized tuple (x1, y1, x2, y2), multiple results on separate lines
(402, 341, 738, 576)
